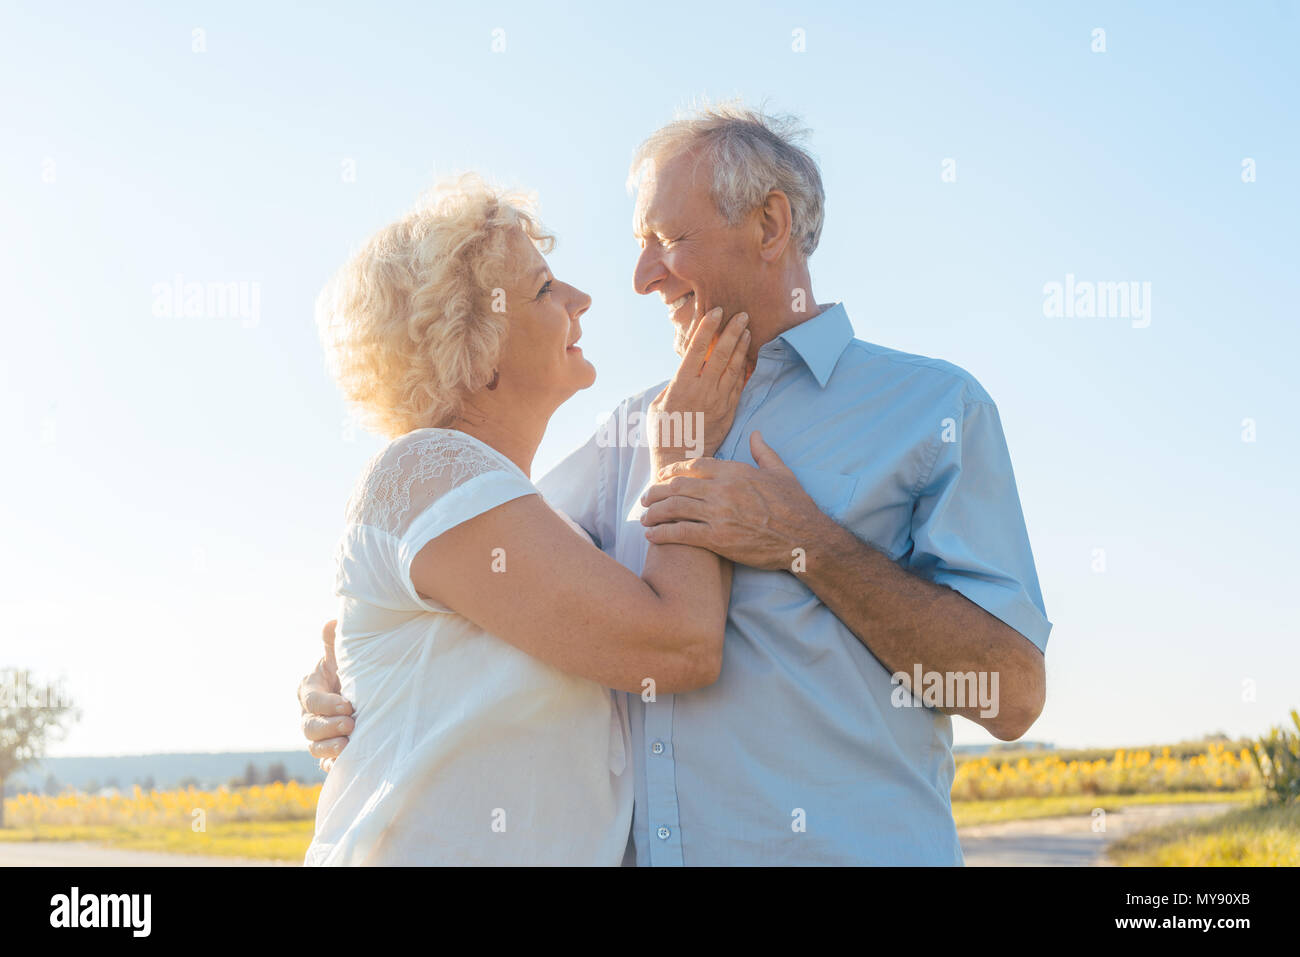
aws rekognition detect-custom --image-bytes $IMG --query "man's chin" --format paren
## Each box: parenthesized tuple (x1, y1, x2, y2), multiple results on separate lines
(673, 308, 712, 355)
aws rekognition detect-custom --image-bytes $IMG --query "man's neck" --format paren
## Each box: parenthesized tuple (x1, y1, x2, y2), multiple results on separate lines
(745, 271, 827, 358)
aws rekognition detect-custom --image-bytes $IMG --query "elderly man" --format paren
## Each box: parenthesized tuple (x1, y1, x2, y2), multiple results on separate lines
(300, 104, 1051, 865)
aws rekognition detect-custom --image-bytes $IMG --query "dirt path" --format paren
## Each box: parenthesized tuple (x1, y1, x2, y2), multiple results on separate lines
(958, 802, 1234, 866)
(0, 842, 296, 867)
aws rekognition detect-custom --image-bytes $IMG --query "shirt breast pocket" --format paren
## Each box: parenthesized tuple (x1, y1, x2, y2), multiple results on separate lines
(788, 466, 858, 523)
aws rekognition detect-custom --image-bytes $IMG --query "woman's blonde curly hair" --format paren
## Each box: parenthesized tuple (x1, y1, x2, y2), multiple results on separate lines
(317, 174, 554, 438)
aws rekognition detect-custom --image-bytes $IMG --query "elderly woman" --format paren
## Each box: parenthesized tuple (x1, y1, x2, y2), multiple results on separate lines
(304, 176, 750, 866)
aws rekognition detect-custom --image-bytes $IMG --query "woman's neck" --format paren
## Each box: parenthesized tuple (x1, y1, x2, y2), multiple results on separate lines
(446, 397, 551, 478)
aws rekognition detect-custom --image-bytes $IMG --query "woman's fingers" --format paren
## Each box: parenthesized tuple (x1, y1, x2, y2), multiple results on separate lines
(642, 474, 710, 507)
(724, 327, 750, 393)
(702, 312, 750, 386)
(685, 306, 725, 371)
(640, 494, 710, 527)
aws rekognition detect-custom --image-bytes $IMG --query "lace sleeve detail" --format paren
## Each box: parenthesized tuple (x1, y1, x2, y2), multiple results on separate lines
(347, 429, 526, 538)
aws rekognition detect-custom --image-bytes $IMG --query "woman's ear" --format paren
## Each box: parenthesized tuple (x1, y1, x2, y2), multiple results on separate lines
(758, 189, 794, 263)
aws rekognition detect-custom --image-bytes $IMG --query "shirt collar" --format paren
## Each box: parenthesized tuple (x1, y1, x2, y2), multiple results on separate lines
(773, 302, 854, 388)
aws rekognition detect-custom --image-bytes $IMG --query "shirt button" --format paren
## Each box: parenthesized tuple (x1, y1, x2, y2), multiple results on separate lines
(651, 740, 665, 755)
(657, 826, 671, 840)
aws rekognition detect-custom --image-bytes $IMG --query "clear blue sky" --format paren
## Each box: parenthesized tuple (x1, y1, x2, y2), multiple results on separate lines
(1, 1, 1296, 756)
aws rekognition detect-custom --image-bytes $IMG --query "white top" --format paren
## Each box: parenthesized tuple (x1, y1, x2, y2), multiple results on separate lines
(305, 428, 633, 866)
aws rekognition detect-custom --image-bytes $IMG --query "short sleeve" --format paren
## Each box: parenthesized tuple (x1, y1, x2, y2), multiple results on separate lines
(348, 430, 538, 609)
(907, 400, 1052, 651)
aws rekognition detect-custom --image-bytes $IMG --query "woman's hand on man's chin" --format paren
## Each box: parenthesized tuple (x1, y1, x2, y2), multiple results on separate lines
(648, 305, 751, 471)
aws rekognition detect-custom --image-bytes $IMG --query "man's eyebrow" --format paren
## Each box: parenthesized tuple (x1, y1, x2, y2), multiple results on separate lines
(632, 213, 659, 239)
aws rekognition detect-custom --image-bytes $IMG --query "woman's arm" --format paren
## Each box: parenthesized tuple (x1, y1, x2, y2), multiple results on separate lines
(411, 491, 730, 693)
(411, 307, 750, 694)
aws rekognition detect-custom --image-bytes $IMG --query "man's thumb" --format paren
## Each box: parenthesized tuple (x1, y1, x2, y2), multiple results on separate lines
(751, 431, 788, 470)
(322, 620, 338, 671)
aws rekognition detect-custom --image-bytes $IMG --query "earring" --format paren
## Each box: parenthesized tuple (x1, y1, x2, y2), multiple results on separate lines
(486, 369, 499, 391)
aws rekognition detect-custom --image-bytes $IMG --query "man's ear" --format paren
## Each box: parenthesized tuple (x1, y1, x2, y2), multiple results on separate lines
(758, 189, 794, 263)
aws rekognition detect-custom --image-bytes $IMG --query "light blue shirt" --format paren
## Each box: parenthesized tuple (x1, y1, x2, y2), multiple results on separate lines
(537, 302, 1051, 865)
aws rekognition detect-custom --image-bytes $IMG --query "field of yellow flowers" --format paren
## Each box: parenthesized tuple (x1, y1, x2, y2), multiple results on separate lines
(952, 743, 1259, 801)
(3, 780, 322, 829)
(1, 744, 1261, 832)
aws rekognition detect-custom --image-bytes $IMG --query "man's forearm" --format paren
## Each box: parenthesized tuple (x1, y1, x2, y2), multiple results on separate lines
(794, 512, 1045, 740)
(639, 440, 1046, 738)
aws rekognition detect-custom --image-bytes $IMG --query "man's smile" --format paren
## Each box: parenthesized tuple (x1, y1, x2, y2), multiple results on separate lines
(667, 290, 694, 318)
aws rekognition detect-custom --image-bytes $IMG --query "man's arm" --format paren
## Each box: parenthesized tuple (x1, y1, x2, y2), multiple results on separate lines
(787, 510, 1045, 740)
(641, 430, 1047, 741)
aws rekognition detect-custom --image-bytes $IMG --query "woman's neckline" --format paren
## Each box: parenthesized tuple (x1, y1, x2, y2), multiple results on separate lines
(408, 426, 530, 481)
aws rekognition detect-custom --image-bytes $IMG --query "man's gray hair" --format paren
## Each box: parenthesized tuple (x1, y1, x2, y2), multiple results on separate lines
(628, 102, 825, 259)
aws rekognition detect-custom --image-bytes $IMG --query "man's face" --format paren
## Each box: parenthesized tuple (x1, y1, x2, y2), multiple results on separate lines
(632, 150, 757, 355)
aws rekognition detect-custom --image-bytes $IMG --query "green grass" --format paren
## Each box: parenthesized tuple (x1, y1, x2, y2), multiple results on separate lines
(1107, 800, 1300, 866)
(0, 820, 313, 862)
(0, 790, 1276, 862)
(951, 789, 1261, 828)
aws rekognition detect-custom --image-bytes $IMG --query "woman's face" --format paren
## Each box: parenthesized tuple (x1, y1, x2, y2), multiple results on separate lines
(493, 229, 595, 403)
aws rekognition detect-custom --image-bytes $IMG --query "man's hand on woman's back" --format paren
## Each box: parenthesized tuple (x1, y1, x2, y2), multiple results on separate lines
(298, 620, 355, 771)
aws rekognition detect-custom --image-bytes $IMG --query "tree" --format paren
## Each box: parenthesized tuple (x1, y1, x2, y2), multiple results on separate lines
(242, 762, 260, 787)
(0, 668, 77, 827)
(265, 761, 289, 784)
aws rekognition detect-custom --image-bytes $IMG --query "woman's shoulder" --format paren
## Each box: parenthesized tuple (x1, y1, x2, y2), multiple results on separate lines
(346, 428, 532, 532)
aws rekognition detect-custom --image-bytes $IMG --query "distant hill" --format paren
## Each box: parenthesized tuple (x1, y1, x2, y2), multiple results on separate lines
(2, 751, 326, 796)
(953, 740, 1055, 757)
(952, 735, 1252, 766)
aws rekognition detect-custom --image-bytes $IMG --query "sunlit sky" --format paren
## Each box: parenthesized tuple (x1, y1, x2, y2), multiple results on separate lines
(2, 1, 1296, 757)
